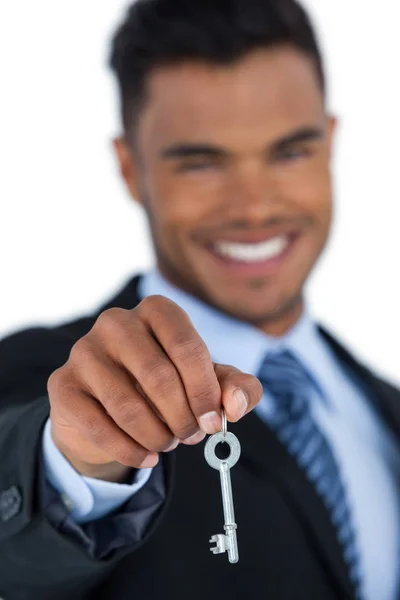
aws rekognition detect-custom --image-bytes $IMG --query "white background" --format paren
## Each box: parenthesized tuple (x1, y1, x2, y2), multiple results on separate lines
(0, 1, 399, 385)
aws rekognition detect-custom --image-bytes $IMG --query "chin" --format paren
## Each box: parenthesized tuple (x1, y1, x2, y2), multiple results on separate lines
(205, 285, 304, 330)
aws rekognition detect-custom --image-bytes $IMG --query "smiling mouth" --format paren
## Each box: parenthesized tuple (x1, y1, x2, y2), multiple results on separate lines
(211, 235, 290, 263)
(201, 231, 300, 278)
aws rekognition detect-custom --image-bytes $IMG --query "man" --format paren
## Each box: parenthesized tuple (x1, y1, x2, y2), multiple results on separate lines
(0, 0, 399, 598)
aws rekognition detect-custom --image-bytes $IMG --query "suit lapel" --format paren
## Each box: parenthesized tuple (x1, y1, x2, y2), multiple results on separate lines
(318, 326, 400, 440)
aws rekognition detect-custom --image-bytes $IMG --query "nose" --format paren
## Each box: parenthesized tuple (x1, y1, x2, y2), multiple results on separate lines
(224, 163, 279, 224)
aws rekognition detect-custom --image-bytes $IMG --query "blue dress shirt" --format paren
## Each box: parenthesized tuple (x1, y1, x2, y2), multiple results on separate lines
(43, 269, 400, 600)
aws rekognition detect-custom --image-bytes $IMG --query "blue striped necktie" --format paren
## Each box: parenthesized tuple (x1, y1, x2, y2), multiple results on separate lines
(258, 350, 363, 599)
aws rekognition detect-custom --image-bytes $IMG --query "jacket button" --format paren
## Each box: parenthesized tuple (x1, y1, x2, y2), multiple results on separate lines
(0, 486, 22, 522)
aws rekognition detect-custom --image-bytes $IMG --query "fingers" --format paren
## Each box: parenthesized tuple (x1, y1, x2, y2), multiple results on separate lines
(70, 337, 179, 452)
(138, 297, 222, 432)
(49, 371, 159, 469)
(100, 299, 222, 435)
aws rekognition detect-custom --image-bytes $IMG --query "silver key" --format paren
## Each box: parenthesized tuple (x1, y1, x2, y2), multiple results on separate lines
(204, 410, 241, 564)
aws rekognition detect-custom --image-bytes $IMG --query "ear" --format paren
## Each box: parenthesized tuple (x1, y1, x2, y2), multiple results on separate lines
(112, 137, 142, 205)
(325, 115, 338, 159)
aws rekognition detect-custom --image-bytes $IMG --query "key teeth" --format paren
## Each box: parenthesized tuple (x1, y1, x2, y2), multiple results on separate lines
(209, 534, 227, 554)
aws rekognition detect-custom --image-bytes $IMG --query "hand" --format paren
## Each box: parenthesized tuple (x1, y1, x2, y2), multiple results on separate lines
(47, 296, 263, 481)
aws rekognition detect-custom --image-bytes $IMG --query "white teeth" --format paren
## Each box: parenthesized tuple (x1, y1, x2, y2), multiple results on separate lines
(214, 236, 290, 263)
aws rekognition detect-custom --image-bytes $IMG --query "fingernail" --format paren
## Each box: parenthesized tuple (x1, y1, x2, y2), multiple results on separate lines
(139, 453, 159, 468)
(199, 411, 221, 434)
(183, 431, 206, 445)
(165, 438, 180, 452)
(232, 389, 247, 420)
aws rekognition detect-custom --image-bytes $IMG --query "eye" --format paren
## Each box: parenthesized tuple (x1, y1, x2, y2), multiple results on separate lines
(177, 158, 224, 173)
(274, 146, 312, 163)
(180, 162, 213, 172)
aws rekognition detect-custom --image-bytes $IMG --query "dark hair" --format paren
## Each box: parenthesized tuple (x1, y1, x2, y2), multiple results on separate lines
(109, 0, 325, 135)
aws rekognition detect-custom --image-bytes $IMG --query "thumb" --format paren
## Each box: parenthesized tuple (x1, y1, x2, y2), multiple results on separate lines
(213, 363, 263, 423)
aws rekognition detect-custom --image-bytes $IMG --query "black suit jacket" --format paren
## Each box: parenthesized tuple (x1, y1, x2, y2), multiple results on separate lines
(1, 274, 399, 600)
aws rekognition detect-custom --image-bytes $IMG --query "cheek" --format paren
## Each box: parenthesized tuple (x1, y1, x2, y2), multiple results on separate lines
(148, 172, 220, 232)
(150, 199, 202, 234)
(277, 163, 332, 220)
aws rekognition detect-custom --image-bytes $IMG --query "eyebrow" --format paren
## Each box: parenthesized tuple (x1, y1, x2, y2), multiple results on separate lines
(160, 144, 229, 160)
(272, 126, 324, 151)
(160, 126, 325, 161)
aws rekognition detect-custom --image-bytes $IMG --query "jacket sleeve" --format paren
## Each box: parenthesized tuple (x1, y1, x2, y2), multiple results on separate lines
(0, 328, 174, 600)
(41, 417, 155, 523)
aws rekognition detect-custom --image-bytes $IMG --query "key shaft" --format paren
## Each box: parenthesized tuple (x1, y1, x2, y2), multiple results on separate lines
(219, 462, 235, 526)
(219, 462, 238, 563)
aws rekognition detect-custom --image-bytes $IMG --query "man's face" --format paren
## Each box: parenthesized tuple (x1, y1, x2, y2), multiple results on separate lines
(115, 46, 336, 332)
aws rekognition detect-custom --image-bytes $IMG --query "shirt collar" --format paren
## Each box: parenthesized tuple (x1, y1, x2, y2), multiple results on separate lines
(138, 269, 333, 405)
